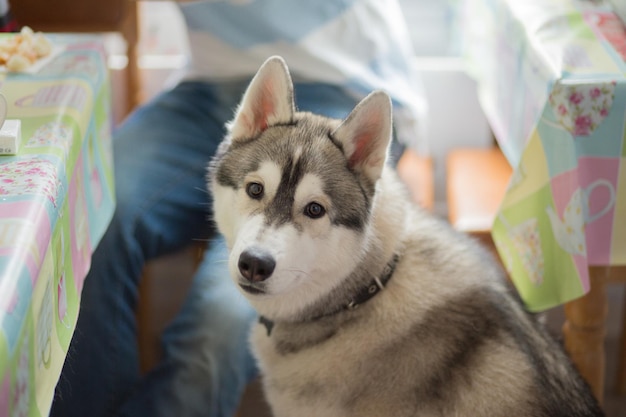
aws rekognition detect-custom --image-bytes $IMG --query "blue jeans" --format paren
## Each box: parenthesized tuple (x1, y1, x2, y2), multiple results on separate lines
(50, 80, 388, 417)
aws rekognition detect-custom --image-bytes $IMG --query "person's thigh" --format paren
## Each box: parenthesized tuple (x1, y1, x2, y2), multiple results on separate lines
(113, 81, 241, 254)
(293, 83, 358, 118)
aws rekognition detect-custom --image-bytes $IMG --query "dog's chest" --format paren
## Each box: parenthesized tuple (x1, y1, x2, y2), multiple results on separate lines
(250, 319, 371, 415)
(251, 318, 352, 373)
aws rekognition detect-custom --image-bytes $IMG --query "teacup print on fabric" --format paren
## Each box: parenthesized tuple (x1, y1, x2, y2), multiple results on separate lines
(497, 214, 545, 286)
(546, 178, 615, 257)
(548, 81, 616, 136)
(584, 11, 626, 62)
(25, 122, 74, 160)
(15, 83, 88, 112)
(550, 157, 619, 265)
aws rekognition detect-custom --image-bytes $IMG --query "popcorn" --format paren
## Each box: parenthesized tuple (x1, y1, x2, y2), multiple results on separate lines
(6, 54, 30, 72)
(0, 26, 53, 72)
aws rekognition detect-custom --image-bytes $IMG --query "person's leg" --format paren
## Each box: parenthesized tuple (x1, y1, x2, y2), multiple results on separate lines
(51, 81, 244, 417)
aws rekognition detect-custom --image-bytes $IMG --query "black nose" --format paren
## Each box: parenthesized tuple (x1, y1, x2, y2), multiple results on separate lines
(238, 248, 276, 283)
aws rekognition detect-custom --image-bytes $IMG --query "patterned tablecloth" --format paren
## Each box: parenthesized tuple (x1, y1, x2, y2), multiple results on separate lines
(462, 0, 626, 311)
(0, 35, 115, 417)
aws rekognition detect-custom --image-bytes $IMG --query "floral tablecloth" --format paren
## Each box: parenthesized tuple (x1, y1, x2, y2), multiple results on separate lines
(0, 35, 115, 417)
(462, 0, 626, 311)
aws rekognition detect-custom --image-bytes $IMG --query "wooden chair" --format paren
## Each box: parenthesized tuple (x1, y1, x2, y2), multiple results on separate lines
(136, 243, 205, 374)
(563, 266, 626, 404)
(446, 147, 511, 252)
(397, 148, 435, 212)
(10, 0, 141, 115)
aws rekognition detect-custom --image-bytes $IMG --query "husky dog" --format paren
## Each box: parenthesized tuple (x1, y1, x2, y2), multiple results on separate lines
(208, 56, 604, 417)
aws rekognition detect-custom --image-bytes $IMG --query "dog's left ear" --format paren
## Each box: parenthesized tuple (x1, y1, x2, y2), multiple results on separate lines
(229, 56, 295, 141)
(332, 91, 392, 182)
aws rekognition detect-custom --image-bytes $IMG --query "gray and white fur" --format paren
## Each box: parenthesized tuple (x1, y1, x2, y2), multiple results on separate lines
(208, 56, 604, 417)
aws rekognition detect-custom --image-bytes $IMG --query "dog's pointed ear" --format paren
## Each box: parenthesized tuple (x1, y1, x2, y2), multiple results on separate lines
(332, 91, 392, 182)
(229, 56, 295, 140)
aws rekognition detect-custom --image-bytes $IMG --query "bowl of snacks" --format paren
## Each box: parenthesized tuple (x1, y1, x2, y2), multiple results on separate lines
(0, 26, 55, 72)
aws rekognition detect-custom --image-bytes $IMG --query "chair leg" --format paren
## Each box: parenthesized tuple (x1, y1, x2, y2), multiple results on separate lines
(616, 285, 626, 395)
(562, 268, 608, 405)
(396, 149, 434, 212)
(136, 243, 206, 374)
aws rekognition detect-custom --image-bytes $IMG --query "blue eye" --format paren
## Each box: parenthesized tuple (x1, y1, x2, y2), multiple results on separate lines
(304, 202, 325, 219)
(246, 182, 264, 199)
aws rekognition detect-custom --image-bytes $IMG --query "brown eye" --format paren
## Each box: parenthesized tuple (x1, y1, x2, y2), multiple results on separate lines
(304, 202, 325, 219)
(246, 182, 264, 199)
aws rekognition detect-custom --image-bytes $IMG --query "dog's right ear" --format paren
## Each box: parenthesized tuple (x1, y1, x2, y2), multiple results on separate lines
(228, 56, 295, 141)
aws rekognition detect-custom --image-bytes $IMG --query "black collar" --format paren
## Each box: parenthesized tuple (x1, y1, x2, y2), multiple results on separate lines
(259, 253, 400, 336)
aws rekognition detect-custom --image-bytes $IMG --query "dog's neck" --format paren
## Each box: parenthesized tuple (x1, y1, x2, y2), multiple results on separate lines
(259, 252, 400, 336)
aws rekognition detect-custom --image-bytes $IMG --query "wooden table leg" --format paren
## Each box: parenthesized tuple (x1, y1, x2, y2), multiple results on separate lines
(562, 268, 608, 405)
(616, 286, 626, 396)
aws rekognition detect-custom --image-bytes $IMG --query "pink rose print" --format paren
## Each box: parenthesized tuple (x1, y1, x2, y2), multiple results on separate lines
(0, 158, 61, 206)
(574, 115, 593, 136)
(589, 87, 602, 99)
(549, 81, 616, 136)
(568, 92, 584, 105)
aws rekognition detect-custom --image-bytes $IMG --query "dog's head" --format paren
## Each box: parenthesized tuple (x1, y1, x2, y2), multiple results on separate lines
(208, 56, 392, 319)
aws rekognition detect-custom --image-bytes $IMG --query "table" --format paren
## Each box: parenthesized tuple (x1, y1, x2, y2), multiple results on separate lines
(0, 35, 115, 417)
(461, 0, 626, 402)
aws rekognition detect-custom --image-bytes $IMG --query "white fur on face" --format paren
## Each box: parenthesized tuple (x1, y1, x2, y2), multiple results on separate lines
(212, 181, 239, 248)
(247, 220, 363, 319)
(212, 161, 281, 249)
(251, 160, 282, 203)
(219, 165, 367, 319)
